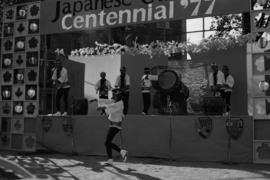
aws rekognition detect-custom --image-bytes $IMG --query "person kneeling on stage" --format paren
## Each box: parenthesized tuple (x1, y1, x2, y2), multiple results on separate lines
(97, 89, 128, 165)
(221, 65, 234, 116)
(51, 59, 70, 116)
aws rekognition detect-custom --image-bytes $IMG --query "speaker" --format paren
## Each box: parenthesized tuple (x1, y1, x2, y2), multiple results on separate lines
(203, 96, 224, 115)
(72, 98, 88, 115)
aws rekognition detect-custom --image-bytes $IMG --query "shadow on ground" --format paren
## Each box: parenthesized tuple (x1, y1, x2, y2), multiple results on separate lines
(1, 151, 270, 180)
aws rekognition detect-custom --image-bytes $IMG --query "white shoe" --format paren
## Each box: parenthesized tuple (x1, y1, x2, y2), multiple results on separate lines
(62, 112, 68, 116)
(105, 159, 113, 166)
(141, 112, 146, 115)
(53, 111, 61, 116)
(120, 149, 128, 162)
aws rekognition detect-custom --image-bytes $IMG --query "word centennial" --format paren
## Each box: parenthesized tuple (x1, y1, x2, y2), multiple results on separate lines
(51, 0, 174, 31)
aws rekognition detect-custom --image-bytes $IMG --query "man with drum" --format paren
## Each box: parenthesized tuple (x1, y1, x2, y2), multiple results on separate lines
(141, 67, 152, 115)
(209, 63, 225, 97)
(220, 65, 234, 116)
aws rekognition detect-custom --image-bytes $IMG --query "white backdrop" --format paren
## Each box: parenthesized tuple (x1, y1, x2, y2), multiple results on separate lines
(69, 55, 121, 100)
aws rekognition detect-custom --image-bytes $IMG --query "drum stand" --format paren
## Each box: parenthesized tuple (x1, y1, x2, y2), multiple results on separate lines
(167, 95, 173, 161)
(224, 106, 238, 165)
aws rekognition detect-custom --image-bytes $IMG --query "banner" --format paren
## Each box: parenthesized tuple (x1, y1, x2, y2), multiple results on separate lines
(40, 0, 249, 34)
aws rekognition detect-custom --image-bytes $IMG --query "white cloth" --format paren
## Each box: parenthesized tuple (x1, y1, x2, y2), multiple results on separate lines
(52, 67, 70, 88)
(104, 100, 124, 123)
(209, 70, 225, 87)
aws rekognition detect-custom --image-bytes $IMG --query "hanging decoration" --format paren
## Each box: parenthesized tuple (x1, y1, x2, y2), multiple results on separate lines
(70, 34, 251, 58)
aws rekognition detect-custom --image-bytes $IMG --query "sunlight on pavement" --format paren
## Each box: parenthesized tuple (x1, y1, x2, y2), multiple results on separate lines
(1, 153, 270, 180)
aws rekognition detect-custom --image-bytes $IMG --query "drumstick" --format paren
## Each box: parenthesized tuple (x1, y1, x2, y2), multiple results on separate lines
(84, 81, 96, 86)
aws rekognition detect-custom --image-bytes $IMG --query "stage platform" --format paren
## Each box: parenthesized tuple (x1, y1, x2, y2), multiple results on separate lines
(36, 115, 253, 163)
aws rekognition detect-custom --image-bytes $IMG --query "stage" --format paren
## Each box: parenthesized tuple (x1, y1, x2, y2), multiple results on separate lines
(36, 115, 253, 163)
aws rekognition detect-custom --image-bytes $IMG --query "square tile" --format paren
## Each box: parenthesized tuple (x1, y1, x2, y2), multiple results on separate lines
(0, 133, 11, 150)
(1, 117, 11, 132)
(13, 69, 25, 84)
(1, 69, 13, 85)
(254, 141, 270, 164)
(14, 53, 26, 68)
(1, 85, 12, 101)
(13, 101, 24, 117)
(26, 36, 40, 51)
(2, 38, 14, 53)
(28, 3, 40, 19)
(26, 51, 39, 67)
(24, 118, 36, 133)
(0, 102, 12, 116)
(24, 101, 38, 117)
(11, 134, 23, 150)
(25, 85, 38, 100)
(25, 68, 38, 84)
(3, 23, 14, 37)
(11, 118, 24, 134)
(2, 54, 13, 69)
(28, 19, 39, 34)
(14, 21, 28, 37)
(13, 85, 25, 101)
(3, 7, 16, 22)
(23, 134, 36, 152)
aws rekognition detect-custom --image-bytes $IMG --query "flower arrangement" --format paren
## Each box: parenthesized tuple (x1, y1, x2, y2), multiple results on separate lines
(69, 34, 251, 58)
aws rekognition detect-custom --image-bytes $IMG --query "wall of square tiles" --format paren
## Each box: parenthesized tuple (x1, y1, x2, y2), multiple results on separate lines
(250, 0, 270, 164)
(0, 2, 40, 152)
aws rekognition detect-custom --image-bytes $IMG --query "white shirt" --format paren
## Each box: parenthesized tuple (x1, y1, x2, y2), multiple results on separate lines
(115, 74, 130, 90)
(105, 100, 124, 123)
(224, 74, 234, 92)
(141, 74, 152, 93)
(52, 67, 70, 88)
(209, 70, 225, 87)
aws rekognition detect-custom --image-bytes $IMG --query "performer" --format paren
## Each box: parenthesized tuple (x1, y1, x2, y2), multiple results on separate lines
(51, 58, 70, 116)
(221, 65, 234, 116)
(115, 66, 130, 115)
(141, 67, 152, 115)
(176, 74, 190, 115)
(209, 63, 225, 96)
(97, 89, 128, 165)
(95, 72, 112, 99)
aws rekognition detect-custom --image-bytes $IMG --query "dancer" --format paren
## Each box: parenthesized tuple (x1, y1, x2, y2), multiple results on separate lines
(97, 89, 128, 165)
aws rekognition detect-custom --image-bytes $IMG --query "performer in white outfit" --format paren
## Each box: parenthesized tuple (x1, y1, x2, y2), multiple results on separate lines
(141, 67, 152, 115)
(209, 63, 225, 96)
(51, 58, 70, 116)
(97, 89, 128, 165)
(221, 65, 234, 115)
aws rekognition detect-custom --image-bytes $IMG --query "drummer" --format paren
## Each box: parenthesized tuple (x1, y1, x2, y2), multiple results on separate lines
(177, 74, 189, 114)
(141, 67, 152, 115)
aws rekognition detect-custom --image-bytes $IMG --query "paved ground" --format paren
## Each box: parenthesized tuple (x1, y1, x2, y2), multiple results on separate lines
(1, 152, 270, 180)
